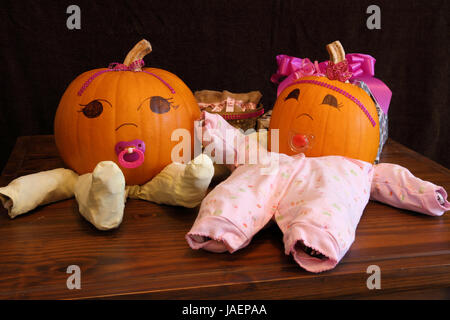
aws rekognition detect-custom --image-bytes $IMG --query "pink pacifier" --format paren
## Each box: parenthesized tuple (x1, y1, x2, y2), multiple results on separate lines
(115, 139, 146, 169)
(289, 131, 314, 153)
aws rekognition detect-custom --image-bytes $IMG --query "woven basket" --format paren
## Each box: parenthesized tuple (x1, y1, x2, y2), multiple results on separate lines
(204, 105, 265, 131)
(195, 90, 264, 131)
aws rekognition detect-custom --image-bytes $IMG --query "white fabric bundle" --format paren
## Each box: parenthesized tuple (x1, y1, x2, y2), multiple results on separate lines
(0, 154, 214, 230)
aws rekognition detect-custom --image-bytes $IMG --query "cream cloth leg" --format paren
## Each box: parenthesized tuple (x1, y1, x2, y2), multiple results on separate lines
(1, 154, 214, 228)
(0, 168, 78, 218)
(127, 154, 214, 208)
(74, 161, 126, 230)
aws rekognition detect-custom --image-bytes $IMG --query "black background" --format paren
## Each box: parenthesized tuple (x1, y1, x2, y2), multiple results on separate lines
(0, 0, 448, 170)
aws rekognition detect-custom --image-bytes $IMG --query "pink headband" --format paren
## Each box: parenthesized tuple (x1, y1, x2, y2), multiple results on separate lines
(77, 59, 175, 96)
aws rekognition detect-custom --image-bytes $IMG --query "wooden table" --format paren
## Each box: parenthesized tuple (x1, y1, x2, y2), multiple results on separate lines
(0, 136, 449, 299)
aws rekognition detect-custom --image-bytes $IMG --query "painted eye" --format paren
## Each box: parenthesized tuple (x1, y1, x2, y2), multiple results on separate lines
(79, 100, 104, 118)
(285, 88, 300, 101)
(150, 96, 171, 114)
(322, 94, 341, 109)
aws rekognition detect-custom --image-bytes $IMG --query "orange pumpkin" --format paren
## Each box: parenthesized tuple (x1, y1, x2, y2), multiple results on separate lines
(269, 42, 380, 163)
(54, 40, 200, 185)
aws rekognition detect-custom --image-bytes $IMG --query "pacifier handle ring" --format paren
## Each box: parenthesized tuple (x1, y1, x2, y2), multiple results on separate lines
(118, 148, 145, 169)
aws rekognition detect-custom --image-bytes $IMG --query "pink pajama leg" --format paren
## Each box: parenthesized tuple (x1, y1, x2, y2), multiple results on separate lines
(186, 154, 299, 253)
(275, 156, 374, 273)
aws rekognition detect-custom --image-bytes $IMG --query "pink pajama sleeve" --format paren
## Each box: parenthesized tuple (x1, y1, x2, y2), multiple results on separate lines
(198, 111, 270, 170)
(370, 163, 450, 216)
(197, 111, 245, 169)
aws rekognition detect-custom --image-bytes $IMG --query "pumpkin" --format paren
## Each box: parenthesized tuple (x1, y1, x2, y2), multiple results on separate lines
(269, 41, 380, 163)
(54, 40, 200, 185)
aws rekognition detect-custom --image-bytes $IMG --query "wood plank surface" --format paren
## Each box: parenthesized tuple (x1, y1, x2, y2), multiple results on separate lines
(0, 136, 448, 299)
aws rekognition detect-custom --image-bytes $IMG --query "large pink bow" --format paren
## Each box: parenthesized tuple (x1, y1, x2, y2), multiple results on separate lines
(270, 55, 324, 96)
(271, 53, 392, 114)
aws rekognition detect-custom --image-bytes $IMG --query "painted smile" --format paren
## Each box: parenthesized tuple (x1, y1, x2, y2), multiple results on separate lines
(115, 123, 138, 131)
(296, 113, 314, 121)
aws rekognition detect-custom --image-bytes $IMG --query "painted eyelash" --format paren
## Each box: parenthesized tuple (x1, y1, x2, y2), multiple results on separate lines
(78, 99, 112, 110)
(166, 97, 180, 109)
(137, 96, 179, 110)
(333, 102, 344, 109)
(78, 100, 100, 118)
(77, 99, 112, 118)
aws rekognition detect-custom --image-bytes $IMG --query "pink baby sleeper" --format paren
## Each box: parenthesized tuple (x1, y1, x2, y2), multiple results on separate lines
(186, 112, 450, 273)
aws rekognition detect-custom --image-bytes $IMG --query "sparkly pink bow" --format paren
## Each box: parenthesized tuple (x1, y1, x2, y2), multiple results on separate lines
(324, 60, 353, 82)
(271, 53, 392, 114)
(108, 59, 145, 71)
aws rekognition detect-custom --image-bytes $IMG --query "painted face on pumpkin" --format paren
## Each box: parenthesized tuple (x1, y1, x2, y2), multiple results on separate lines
(269, 76, 379, 163)
(55, 39, 200, 185)
(55, 70, 199, 186)
(281, 86, 345, 153)
(76, 76, 182, 169)
(77, 94, 181, 169)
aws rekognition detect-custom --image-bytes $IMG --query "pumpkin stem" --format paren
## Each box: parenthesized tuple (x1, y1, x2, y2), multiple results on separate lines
(326, 41, 346, 64)
(123, 39, 152, 71)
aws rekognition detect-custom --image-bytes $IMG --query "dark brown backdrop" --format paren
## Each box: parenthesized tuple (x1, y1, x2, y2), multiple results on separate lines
(0, 0, 448, 170)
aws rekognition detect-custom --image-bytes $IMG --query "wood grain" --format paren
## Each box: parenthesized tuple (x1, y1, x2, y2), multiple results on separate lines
(0, 136, 448, 299)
